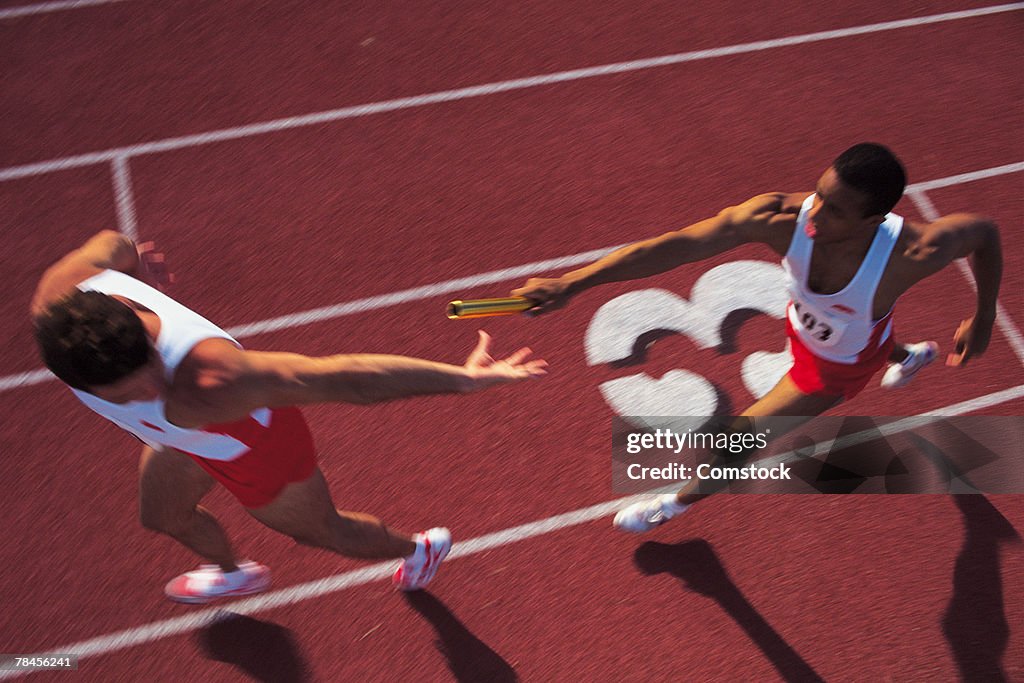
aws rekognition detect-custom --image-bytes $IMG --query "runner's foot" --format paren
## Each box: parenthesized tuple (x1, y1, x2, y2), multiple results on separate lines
(164, 561, 271, 604)
(614, 495, 689, 533)
(393, 528, 452, 591)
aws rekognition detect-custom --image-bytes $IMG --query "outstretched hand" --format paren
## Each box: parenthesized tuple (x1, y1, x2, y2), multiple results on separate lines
(463, 330, 548, 390)
(137, 241, 176, 291)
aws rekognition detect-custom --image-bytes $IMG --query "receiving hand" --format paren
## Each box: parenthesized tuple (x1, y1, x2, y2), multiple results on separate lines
(463, 330, 548, 390)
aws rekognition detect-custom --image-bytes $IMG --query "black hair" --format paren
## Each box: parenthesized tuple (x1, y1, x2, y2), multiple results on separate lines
(34, 290, 151, 390)
(832, 143, 907, 216)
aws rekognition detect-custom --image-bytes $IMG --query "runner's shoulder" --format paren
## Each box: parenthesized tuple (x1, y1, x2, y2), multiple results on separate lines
(175, 338, 247, 393)
(168, 338, 249, 426)
(899, 214, 996, 269)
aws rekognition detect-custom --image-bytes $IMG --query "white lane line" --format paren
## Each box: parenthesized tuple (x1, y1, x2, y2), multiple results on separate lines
(2, 383, 1021, 680)
(111, 156, 139, 241)
(226, 244, 627, 338)
(5, 161, 1023, 393)
(0, 369, 53, 392)
(907, 190, 1024, 367)
(1, 3, 1022, 182)
(0, 0, 130, 20)
(907, 162, 1024, 192)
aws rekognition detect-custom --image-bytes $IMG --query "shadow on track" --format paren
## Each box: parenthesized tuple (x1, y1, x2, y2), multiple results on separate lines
(942, 494, 1021, 683)
(197, 612, 310, 682)
(404, 591, 518, 682)
(635, 539, 824, 683)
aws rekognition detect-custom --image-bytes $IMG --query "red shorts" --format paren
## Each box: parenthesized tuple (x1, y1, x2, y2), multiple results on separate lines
(785, 318, 895, 401)
(184, 407, 318, 508)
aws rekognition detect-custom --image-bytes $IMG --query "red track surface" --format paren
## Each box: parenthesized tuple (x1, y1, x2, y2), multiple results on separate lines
(1, 2, 1022, 681)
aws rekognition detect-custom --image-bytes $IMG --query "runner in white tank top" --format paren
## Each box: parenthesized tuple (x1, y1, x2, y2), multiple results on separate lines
(32, 231, 548, 602)
(72, 269, 270, 460)
(783, 193, 901, 364)
(511, 143, 1002, 532)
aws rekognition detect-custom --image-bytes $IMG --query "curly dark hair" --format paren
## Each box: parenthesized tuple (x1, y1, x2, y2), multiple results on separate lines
(832, 143, 907, 217)
(34, 290, 151, 390)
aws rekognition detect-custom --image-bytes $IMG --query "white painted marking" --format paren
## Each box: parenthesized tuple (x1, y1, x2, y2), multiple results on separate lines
(584, 262, 790, 417)
(0, 0, 130, 21)
(907, 162, 1024, 192)
(0, 369, 54, 392)
(1, 4, 1022, 181)
(111, 157, 139, 241)
(225, 244, 628, 337)
(2, 383, 1020, 679)
(906, 190, 1024, 367)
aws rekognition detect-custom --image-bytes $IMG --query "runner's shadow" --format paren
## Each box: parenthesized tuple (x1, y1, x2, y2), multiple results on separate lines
(404, 592, 518, 682)
(197, 612, 310, 682)
(942, 494, 1021, 682)
(635, 539, 824, 683)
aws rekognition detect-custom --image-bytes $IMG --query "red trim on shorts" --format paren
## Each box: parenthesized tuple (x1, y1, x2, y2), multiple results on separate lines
(181, 407, 317, 508)
(785, 318, 895, 401)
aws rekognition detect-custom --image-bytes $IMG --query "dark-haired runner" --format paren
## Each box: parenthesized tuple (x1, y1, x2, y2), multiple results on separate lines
(512, 143, 1001, 531)
(32, 234, 547, 601)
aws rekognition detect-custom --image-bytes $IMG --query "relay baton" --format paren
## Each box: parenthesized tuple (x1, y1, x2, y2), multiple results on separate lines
(446, 296, 533, 319)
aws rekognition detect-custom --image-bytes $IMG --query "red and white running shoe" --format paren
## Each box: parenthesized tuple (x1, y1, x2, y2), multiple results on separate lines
(164, 560, 271, 604)
(393, 528, 452, 591)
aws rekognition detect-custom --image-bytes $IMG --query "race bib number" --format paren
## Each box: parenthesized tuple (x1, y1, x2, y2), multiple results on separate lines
(790, 299, 847, 347)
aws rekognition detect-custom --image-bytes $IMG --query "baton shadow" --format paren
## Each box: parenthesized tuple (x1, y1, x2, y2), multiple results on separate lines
(635, 539, 824, 683)
(942, 494, 1021, 682)
(197, 612, 310, 682)
(404, 592, 518, 682)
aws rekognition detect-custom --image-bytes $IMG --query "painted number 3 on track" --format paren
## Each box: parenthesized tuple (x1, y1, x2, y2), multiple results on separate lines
(584, 260, 795, 416)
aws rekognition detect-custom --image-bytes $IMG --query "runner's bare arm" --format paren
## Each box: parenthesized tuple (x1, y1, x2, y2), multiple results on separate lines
(31, 231, 140, 316)
(172, 332, 548, 425)
(511, 192, 802, 314)
(904, 213, 1001, 366)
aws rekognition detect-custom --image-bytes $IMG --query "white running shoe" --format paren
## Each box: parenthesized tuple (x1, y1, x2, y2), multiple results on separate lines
(880, 341, 939, 389)
(164, 560, 271, 604)
(614, 496, 687, 533)
(393, 528, 452, 591)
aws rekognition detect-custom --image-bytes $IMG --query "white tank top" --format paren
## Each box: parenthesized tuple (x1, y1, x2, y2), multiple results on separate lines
(782, 194, 902, 364)
(70, 270, 271, 461)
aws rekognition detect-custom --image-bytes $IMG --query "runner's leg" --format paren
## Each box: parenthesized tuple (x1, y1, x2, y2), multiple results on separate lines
(138, 445, 239, 572)
(247, 468, 416, 559)
(676, 374, 842, 506)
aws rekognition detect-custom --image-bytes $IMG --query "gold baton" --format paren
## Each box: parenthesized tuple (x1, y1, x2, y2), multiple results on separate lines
(447, 296, 533, 319)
